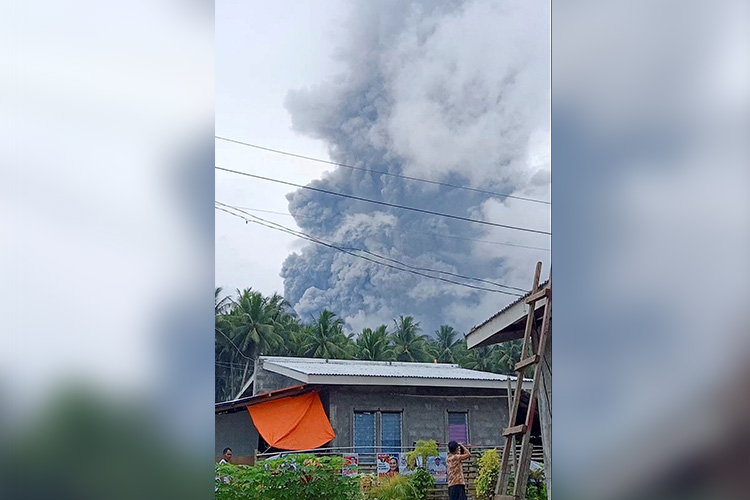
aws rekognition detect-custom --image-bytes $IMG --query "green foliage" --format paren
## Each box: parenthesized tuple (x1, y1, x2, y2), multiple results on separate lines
(215, 288, 525, 402)
(506, 469, 548, 500)
(363, 474, 418, 500)
(391, 316, 430, 362)
(475, 448, 500, 500)
(215, 454, 362, 500)
(408, 467, 434, 500)
(405, 440, 439, 467)
(356, 325, 394, 361)
(526, 469, 548, 500)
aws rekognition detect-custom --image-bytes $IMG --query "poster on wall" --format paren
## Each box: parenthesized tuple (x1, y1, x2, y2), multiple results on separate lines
(426, 453, 448, 484)
(342, 454, 358, 477)
(398, 454, 423, 476)
(377, 453, 400, 477)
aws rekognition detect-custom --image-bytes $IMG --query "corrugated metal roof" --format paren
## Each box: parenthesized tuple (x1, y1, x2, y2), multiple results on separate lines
(467, 279, 549, 336)
(214, 384, 313, 414)
(260, 356, 517, 382)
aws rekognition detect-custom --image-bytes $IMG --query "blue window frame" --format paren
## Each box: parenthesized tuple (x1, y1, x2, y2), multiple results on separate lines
(354, 411, 376, 461)
(380, 412, 402, 454)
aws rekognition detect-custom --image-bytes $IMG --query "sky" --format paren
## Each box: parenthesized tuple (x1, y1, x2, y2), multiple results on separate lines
(216, 0, 345, 295)
(216, 0, 551, 335)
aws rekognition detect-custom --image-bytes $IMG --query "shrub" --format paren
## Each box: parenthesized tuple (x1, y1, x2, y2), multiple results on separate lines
(475, 448, 500, 500)
(364, 474, 418, 500)
(507, 469, 548, 500)
(215, 454, 362, 500)
(404, 439, 438, 467)
(408, 467, 434, 500)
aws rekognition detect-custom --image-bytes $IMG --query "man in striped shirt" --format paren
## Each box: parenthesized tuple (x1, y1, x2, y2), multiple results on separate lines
(446, 441, 472, 500)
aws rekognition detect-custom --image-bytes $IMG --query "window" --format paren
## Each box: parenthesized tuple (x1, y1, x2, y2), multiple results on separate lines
(354, 412, 376, 458)
(380, 412, 402, 454)
(353, 410, 403, 461)
(448, 412, 468, 444)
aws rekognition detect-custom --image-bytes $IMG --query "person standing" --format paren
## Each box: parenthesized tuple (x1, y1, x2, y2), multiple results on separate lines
(219, 447, 233, 465)
(446, 441, 471, 500)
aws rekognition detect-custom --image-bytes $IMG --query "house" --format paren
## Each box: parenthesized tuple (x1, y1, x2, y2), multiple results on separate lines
(465, 280, 551, 489)
(215, 356, 534, 463)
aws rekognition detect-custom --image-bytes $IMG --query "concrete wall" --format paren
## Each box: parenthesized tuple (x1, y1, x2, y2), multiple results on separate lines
(219, 362, 512, 459)
(215, 409, 259, 457)
(254, 360, 302, 394)
(327, 385, 509, 449)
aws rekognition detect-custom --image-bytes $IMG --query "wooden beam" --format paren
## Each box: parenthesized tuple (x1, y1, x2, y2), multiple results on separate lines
(514, 354, 539, 372)
(524, 287, 549, 304)
(503, 424, 528, 436)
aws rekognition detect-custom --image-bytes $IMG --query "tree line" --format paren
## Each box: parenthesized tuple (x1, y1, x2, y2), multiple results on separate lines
(215, 287, 523, 402)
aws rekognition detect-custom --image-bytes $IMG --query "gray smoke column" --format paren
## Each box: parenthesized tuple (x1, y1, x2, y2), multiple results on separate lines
(281, 0, 551, 334)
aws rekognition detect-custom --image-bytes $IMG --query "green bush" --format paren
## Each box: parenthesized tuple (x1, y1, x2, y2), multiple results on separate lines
(507, 469, 548, 500)
(363, 474, 418, 500)
(475, 449, 547, 500)
(215, 454, 362, 500)
(408, 467, 435, 500)
(404, 439, 438, 468)
(475, 448, 499, 500)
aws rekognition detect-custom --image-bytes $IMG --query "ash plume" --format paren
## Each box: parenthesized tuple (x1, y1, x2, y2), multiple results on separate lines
(281, 0, 550, 334)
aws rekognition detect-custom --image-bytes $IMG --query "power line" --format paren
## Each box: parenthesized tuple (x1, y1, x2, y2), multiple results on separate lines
(216, 203, 524, 296)
(226, 206, 550, 252)
(215, 328, 254, 361)
(412, 230, 550, 252)
(215, 166, 551, 236)
(218, 202, 527, 294)
(216, 135, 551, 206)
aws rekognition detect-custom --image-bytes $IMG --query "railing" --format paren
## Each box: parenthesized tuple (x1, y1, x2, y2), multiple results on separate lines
(256, 443, 544, 468)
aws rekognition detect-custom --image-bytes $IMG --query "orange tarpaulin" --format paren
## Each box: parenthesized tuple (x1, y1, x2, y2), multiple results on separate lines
(247, 392, 335, 450)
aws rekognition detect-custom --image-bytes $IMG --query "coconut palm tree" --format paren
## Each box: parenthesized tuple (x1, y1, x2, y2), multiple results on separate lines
(356, 325, 393, 361)
(494, 339, 524, 374)
(432, 325, 461, 363)
(459, 345, 495, 372)
(230, 288, 283, 358)
(303, 310, 346, 359)
(391, 315, 429, 362)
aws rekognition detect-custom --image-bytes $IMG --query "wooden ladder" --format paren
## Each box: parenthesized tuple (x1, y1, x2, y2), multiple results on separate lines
(494, 262, 551, 500)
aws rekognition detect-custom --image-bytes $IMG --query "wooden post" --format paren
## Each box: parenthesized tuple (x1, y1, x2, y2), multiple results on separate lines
(506, 378, 517, 474)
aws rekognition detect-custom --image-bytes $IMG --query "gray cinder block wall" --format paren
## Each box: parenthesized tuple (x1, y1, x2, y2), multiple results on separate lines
(328, 385, 509, 448)
(253, 360, 302, 394)
(215, 409, 259, 457)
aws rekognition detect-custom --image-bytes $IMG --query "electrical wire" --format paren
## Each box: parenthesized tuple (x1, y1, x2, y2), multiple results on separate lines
(217, 201, 526, 293)
(215, 135, 551, 206)
(226, 206, 550, 252)
(215, 166, 551, 236)
(216, 203, 524, 296)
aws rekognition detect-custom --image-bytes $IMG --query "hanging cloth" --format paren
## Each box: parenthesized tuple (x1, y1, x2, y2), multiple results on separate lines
(247, 391, 335, 450)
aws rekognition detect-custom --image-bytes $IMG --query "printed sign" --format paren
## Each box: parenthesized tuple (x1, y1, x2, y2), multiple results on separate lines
(377, 453, 400, 478)
(342, 454, 358, 477)
(426, 453, 448, 484)
(398, 454, 423, 476)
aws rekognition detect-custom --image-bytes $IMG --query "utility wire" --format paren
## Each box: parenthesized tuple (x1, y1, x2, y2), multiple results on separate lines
(227, 206, 550, 252)
(216, 135, 551, 206)
(215, 166, 551, 236)
(218, 202, 527, 294)
(216, 204, 523, 296)
(215, 328, 254, 360)
(412, 230, 550, 252)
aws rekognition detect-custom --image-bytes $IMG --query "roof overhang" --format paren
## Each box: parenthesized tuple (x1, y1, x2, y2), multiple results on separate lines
(215, 384, 316, 414)
(262, 361, 532, 390)
(466, 284, 548, 349)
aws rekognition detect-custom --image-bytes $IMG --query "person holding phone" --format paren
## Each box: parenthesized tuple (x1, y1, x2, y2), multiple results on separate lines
(446, 441, 471, 500)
